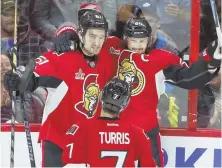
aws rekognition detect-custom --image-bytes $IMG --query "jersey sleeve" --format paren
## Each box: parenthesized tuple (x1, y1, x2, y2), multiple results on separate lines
(132, 126, 157, 167)
(150, 49, 216, 89)
(34, 51, 61, 77)
(163, 60, 217, 89)
(150, 49, 187, 72)
(62, 122, 87, 165)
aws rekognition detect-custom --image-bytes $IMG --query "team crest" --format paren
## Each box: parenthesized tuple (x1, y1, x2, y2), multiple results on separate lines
(117, 50, 146, 96)
(75, 74, 100, 117)
(66, 124, 79, 135)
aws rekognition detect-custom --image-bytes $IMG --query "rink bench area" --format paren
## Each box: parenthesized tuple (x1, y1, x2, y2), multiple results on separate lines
(1, 124, 221, 167)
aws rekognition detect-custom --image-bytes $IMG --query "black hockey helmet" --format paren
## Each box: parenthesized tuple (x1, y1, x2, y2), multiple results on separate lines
(101, 78, 131, 114)
(79, 10, 108, 31)
(124, 17, 152, 38)
(78, 3, 101, 22)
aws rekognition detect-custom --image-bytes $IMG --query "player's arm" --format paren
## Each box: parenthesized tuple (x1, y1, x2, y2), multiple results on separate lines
(162, 40, 221, 89)
(62, 123, 87, 166)
(132, 127, 157, 167)
(3, 51, 63, 93)
(32, 51, 67, 90)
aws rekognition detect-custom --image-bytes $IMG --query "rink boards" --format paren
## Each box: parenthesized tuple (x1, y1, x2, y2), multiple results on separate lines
(0, 131, 221, 167)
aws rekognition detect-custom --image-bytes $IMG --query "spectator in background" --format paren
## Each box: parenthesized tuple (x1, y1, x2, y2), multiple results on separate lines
(133, 1, 179, 55)
(32, 0, 92, 43)
(96, 0, 135, 32)
(1, 0, 47, 66)
(200, 0, 221, 51)
(114, 3, 136, 38)
(155, 0, 191, 52)
(208, 70, 221, 128)
(1, 52, 46, 123)
(1, 0, 20, 53)
(197, 84, 215, 128)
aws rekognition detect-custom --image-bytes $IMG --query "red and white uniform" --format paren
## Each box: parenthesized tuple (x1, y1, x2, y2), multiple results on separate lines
(62, 117, 156, 167)
(34, 49, 113, 149)
(103, 37, 189, 131)
(102, 36, 213, 166)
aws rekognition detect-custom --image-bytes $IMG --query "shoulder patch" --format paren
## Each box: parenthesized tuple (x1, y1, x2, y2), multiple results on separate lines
(66, 124, 79, 135)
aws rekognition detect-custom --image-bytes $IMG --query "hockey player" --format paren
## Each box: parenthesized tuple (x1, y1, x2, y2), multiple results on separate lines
(52, 15, 221, 166)
(62, 77, 157, 167)
(3, 10, 114, 167)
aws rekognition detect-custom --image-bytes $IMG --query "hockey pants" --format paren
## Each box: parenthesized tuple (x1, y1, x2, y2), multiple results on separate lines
(146, 126, 164, 167)
(42, 140, 64, 167)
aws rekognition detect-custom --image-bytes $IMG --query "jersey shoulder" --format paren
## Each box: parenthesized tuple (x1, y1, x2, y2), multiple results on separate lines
(148, 48, 177, 61)
(104, 36, 122, 53)
(129, 124, 150, 141)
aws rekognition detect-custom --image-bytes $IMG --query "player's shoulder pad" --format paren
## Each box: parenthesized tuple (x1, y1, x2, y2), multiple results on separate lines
(105, 36, 121, 46)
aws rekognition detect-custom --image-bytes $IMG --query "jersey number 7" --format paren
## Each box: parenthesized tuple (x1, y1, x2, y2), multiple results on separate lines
(100, 151, 128, 168)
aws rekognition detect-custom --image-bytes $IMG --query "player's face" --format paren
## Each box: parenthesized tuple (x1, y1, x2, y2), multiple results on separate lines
(123, 72, 135, 85)
(83, 28, 106, 55)
(1, 9, 20, 33)
(1, 54, 11, 81)
(127, 37, 149, 54)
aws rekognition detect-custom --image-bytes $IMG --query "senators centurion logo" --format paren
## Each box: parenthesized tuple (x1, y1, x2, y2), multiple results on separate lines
(117, 50, 146, 96)
(75, 74, 100, 117)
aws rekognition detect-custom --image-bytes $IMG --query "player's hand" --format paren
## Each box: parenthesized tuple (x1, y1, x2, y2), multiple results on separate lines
(118, 4, 135, 22)
(52, 31, 78, 54)
(3, 66, 25, 92)
(167, 97, 179, 127)
(165, 3, 180, 17)
(203, 39, 221, 68)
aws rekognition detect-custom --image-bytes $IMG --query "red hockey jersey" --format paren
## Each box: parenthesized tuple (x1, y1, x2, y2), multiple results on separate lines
(103, 37, 212, 132)
(103, 37, 188, 131)
(34, 49, 113, 148)
(117, 50, 188, 131)
(62, 117, 156, 167)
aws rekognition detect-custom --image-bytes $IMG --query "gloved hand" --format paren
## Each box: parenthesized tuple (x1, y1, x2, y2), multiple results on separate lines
(4, 65, 37, 93)
(52, 31, 78, 54)
(203, 39, 221, 68)
(167, 97, 179, 127)
(3, 66, 25, 92)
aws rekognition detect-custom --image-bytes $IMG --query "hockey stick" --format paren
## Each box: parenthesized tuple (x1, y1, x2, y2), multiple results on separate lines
(19, 59, 36, 168)
(10, 0, 18, 167)
(8, 58, 37, 168)
(209, 0, 222, 74)
(210, 0, 222, 48)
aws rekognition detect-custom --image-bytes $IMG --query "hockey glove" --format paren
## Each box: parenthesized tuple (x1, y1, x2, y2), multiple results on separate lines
(4, 66, 36, 92)
(4, 66, 25, 92)
(203, 39, 221, 68)
(52, 26, 78, 54)
(167, 97, 179, 127)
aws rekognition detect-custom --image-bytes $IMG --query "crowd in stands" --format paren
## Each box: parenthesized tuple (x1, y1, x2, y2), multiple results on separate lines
(1, 0, 221, 129)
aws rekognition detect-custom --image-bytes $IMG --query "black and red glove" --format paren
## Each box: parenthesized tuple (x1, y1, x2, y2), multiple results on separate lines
(202, 39, 221, 68)
(52, 25, 78, 54)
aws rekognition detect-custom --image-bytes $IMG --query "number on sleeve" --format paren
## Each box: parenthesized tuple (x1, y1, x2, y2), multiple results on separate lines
(101, 151, 127, 168)
(35, 56, 49, 65)
(66, 143, 74, 159)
